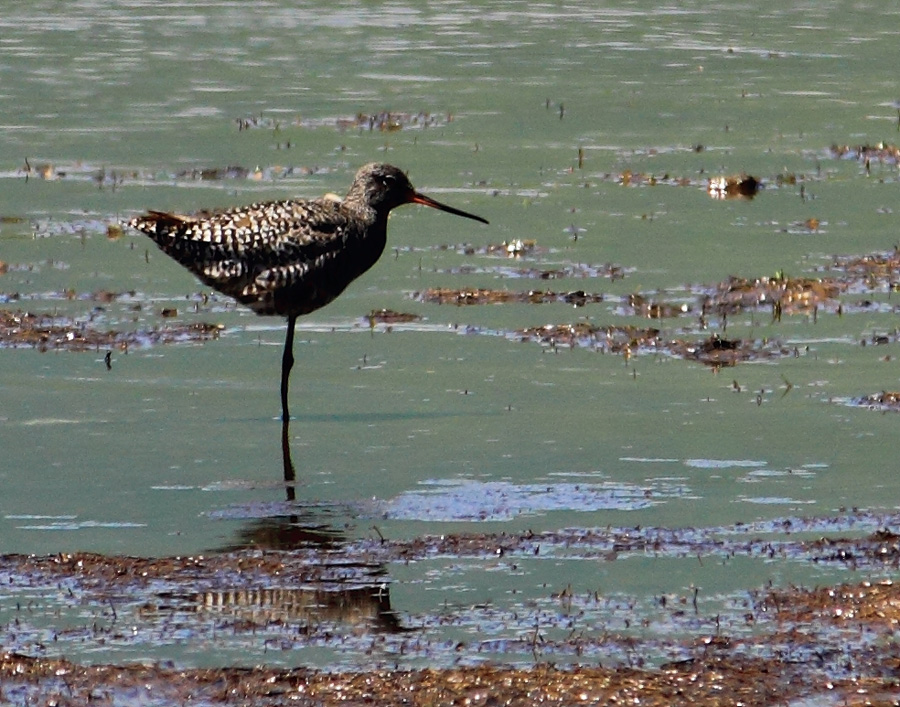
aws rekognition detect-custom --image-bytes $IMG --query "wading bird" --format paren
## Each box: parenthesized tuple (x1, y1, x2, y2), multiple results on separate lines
(128, 163, 488, 423)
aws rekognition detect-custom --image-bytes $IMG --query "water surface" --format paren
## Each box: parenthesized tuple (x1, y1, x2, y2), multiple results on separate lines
(1, 0, 900, 670)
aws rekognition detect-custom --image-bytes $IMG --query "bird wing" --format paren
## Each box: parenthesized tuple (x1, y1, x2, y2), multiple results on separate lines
(129, 199, 359, 310)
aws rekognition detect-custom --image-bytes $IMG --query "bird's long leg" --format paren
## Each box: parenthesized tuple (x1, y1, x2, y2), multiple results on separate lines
(281, 314, 297, 423)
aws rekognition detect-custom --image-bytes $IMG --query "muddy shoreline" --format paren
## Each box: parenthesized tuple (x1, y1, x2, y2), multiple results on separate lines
(2, 520, 899, 705)
(2, 650, 895, 706)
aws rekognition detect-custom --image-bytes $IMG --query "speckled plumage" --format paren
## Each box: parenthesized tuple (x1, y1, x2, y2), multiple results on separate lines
(127, 162, 488, 420)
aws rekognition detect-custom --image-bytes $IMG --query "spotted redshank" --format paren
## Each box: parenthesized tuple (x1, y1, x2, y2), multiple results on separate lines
(128, 163, 488, 422)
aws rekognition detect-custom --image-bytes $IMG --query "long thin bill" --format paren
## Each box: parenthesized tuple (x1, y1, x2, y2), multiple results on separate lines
(410, 192, 489, 225)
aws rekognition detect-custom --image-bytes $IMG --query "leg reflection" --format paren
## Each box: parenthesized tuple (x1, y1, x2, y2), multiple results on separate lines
(282, 415, 296, 502)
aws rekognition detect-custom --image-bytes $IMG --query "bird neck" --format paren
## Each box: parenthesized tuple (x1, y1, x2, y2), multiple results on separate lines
(344, 200, 390, 231)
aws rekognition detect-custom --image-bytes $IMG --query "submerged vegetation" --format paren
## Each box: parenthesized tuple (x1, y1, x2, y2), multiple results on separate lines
(3, 238, 898, 379)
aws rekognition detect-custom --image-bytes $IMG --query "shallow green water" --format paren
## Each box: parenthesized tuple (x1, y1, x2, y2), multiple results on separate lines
(2, 0, 900, 670)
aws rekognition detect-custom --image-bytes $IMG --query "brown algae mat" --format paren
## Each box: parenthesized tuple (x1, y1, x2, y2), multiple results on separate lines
(2, 651, 896, 706)
(0, 308, 222, 352)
